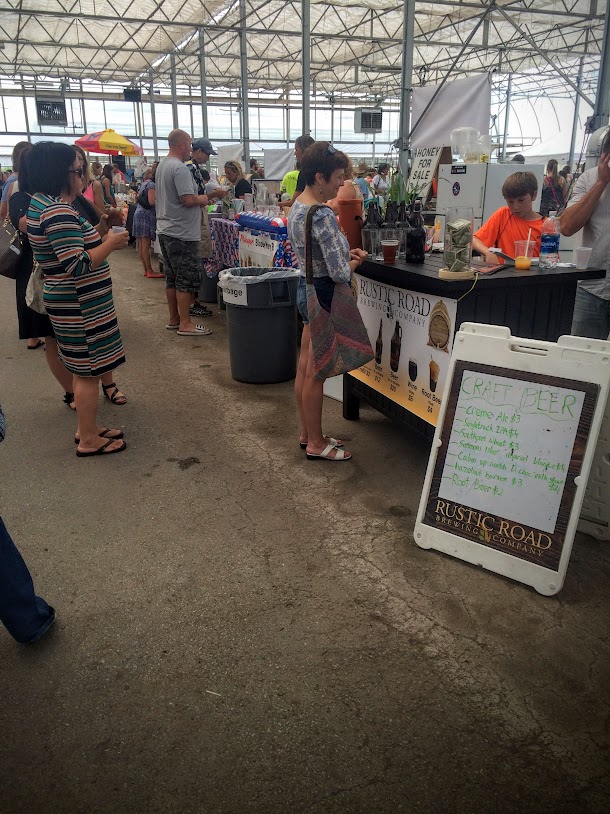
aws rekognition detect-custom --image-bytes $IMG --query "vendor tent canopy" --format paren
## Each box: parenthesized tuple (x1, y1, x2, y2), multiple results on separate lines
(0, 1, 605, 101)
(74, 129, 143, 156)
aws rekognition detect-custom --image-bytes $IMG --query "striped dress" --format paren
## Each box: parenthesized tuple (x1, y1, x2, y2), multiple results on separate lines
(27, 193, 125, 377)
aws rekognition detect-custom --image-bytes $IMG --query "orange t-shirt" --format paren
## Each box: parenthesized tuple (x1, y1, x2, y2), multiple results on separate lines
(475, 206, 543, 258)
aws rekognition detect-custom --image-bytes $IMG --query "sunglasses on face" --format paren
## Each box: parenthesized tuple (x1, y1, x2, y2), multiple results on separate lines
(69, 168, 84, 178)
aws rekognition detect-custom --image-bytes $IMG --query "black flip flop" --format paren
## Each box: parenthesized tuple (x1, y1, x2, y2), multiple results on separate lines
(76, 439, 127, 457)
(27, 340, 45, 350)
(74, 429, 124, 444)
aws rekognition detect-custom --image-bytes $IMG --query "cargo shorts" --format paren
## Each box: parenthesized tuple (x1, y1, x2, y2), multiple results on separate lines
(158, 234, 202, 293)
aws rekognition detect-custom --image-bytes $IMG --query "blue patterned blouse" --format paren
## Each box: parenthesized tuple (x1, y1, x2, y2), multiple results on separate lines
(287, 201, 351, 284)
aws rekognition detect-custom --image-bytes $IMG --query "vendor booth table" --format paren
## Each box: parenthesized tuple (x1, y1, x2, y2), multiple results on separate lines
(202, 216, 297, 278)
(344, 254, 604, 440)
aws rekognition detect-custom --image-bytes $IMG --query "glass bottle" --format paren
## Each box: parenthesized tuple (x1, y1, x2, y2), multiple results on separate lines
(405, 198, 426, 264)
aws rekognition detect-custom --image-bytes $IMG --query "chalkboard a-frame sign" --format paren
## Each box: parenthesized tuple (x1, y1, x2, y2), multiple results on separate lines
(415, 325, 610, 596)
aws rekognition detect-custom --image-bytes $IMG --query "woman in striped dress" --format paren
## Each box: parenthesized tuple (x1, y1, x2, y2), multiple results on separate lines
(27, 142, 129, 457)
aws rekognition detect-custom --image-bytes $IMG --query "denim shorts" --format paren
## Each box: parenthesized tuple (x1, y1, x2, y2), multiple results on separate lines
(297, 275, 335, 324)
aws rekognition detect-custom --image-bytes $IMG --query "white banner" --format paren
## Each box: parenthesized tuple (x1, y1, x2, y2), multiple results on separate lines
(238, 229, 278, 268)
(411, 75, 491, 149)
(217, 144, 244, 172)
(263, 148, 294, 180)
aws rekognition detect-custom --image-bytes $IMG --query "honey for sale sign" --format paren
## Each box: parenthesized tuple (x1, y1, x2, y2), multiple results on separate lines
(349, 274, 457, 425)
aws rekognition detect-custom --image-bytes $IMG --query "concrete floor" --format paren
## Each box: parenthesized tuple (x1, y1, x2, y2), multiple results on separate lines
(0, 246, 609, 814)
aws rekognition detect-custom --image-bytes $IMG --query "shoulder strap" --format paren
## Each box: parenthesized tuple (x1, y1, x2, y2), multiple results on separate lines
(305, 204, 329, 284)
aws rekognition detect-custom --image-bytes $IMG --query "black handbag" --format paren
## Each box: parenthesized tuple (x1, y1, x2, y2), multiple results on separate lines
(137, 185, 152, 210)
(0, 218, 22, 280)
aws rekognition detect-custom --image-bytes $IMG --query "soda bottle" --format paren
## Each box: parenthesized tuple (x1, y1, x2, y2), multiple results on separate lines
(539, 211, 560, 269)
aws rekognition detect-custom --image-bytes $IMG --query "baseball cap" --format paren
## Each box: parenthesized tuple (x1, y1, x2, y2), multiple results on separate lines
(191, 138, 217, 155)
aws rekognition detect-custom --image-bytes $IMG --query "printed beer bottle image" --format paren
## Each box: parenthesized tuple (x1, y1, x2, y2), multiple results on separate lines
(408, 358, 418, 382)
(390, 321, 403, 372)
(429, 358, 440, 392)
(375, 319, 383, 365)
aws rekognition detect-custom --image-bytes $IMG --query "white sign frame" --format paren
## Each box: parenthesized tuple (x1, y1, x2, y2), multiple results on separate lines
(407, 146, 443, 199)
(414, 324, 610, 596)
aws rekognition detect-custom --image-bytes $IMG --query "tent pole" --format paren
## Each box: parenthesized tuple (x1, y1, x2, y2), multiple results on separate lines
(398, 0, 415, 178)
(149, 70, 159, 160)
(239, 0, 250, 168)
(302, 0, 311, 135)
(170, 55, 178, 129)
(501, 73, 512, 161)
(199, 29, 209, 139)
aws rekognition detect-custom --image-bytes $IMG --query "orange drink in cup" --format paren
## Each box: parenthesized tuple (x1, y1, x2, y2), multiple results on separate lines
(514, 239, 534, 270)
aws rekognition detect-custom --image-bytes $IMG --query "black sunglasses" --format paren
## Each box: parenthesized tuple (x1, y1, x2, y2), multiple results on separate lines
(69, 168, 84, 178)
(326, 144, 337, 156)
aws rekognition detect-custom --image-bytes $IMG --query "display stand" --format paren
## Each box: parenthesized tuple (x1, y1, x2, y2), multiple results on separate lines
(574, 335, 610, 541)
(414, 324, 610, 595)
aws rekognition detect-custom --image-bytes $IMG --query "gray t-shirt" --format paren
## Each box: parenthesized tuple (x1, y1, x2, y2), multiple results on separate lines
(155, 156, 200, 241)
(566, 166, 610, 299)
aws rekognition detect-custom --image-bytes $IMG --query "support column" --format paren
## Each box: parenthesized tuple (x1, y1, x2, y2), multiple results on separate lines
(21, 77, 30, 140)
(80, 79, 87, 133)
(170, 54, 178, 129)
(501, 73, 512, 161)
(302, 0, 311, 135)
(569, 56, 585, 168)
(239, 0, 250, 167)
(149, 70, 159, 159)
(398, 0, 415, 178)
(594, 0, 610, 125)
(199, 29, 209, 138)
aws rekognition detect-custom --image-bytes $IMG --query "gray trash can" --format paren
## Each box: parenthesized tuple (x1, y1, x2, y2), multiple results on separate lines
(198, 264, 219, 303)
(219, 267, 301, 384)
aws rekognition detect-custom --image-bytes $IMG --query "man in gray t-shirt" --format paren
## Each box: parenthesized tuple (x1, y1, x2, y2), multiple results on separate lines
(156, 129, 212, 337)
(561, 128, 610, 339)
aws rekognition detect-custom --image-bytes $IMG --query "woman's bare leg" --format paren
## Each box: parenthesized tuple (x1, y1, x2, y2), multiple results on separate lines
(44, 337, 73, 394)
(74, 376, 123, 453)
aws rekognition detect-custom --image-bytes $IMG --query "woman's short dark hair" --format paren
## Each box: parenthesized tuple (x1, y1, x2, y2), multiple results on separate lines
(300, 142, 349, 186)
(200, 168, 210, 182)
(295, 135, 315, 153)
(377, 164, 389, 174)
(102, 164, 113, 180)
(23, 142, 76, 197)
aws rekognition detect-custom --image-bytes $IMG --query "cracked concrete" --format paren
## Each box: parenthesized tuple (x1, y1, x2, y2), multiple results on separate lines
(1, 247, 609, 814)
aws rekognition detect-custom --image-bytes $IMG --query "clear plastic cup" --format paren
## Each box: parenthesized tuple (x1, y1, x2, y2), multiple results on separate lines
(574, 246, 592, 269)
(514, 239, 534, 270)
(111, 225, 127, 233)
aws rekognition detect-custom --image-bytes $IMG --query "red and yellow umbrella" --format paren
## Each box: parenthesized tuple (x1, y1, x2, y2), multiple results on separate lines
(74, 128, 143, 156)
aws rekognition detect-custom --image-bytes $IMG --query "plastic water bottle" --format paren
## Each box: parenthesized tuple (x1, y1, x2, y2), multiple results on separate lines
(539, 211, 560, 269)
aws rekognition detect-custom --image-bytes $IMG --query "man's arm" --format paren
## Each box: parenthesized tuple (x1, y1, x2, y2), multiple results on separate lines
(560, 153, 610, 236)
(180, 193, 209, 208)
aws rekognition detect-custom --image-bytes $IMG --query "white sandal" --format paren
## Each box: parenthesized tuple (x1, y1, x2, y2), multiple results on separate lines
(300, 436, 343, 450)
(306, 444, 352, 462)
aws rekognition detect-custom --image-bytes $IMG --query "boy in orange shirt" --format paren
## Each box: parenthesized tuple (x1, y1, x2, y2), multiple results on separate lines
(473, 172, 543, 262)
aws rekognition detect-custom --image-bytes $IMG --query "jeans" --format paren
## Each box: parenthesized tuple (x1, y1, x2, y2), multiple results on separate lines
(571, 286, 610, 340)
(0, 516, 55, 643)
